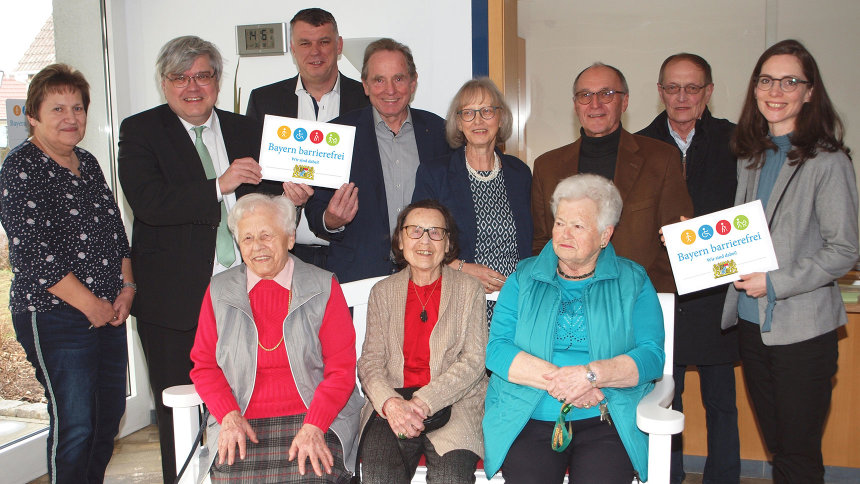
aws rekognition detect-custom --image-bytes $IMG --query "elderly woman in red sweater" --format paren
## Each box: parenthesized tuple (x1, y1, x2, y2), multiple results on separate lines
(190, 193, 364, 482)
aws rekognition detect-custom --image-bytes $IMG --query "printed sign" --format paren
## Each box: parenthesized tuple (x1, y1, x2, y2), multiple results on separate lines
(662, 200, 779, 295)
(258, 115, 355, 189)
(6, 99, 28, 149)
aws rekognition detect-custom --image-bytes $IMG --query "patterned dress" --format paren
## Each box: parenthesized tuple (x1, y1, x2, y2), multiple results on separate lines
(469, 168, 518, 320)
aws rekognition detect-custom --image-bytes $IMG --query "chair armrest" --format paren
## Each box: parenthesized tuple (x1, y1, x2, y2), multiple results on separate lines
(163, 384, 204, 409)
(636, 375, 684, 435)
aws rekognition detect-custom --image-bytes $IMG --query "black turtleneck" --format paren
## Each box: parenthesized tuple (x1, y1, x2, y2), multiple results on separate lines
(578, 125, 622, 181)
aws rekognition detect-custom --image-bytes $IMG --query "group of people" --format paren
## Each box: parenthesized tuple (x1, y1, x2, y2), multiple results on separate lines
(0, 5, 856, 484)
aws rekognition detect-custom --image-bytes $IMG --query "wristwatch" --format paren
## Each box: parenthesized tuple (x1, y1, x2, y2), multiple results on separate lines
(585, 364, 598, 388)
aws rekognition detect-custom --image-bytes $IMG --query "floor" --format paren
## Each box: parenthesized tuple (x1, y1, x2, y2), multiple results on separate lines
(28, 425, 162, 483)
(24, 424, 775, 483)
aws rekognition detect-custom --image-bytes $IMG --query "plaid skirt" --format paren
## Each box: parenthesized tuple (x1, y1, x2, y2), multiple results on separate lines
(211, 414, 351, 483)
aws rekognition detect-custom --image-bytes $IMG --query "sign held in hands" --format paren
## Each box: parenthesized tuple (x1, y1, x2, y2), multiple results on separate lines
(258, 114, 355, 189)
(662, 200, 779, 295)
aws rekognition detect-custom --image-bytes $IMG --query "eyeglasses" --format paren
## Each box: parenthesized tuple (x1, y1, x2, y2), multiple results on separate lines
(402, 225, 448, 241)
(574, 89, 626, 105)
(457, 106, 501, 122)
(165, 72, 216, 89)
(659, 83, 707, 95)
(755, 76, 810, 92)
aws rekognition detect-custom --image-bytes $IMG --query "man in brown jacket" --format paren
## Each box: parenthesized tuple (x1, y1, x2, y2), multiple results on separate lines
(531, 62, 692, 292)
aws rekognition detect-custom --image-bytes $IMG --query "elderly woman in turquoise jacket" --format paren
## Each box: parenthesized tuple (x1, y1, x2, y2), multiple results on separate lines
(483, 173, 665, 483)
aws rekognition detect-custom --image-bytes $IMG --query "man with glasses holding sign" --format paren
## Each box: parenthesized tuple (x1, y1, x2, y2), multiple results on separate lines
(637, 53, 740, 484)
(117, 36, 264, 483)
(531, 62, 692, 293)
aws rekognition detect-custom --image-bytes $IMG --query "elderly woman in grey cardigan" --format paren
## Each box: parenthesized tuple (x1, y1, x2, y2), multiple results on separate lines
(190, 194, 364, 482)
(357, 199, 488, 484)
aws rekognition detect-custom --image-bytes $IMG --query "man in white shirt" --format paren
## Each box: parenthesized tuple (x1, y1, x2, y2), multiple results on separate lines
(246, 8, 368, 267)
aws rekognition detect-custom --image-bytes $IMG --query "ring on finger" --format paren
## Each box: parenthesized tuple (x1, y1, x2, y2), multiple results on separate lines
(584, 403, 591, 408)
(397, 432, 406, 440)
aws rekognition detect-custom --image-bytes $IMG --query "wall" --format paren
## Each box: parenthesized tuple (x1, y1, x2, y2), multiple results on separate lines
(108, 0, 473, 123)
(519, 0, 860, 174)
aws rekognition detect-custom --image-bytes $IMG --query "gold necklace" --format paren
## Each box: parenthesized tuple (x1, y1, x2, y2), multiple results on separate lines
(412, 276, 441, 322)
(257, 287, 292, 352)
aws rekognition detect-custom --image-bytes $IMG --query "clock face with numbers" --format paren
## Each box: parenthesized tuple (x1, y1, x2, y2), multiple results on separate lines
(236, 23, 286, 57)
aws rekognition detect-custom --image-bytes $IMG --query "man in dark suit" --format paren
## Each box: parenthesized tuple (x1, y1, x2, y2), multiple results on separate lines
(117, 36, 264, 482)
(637, 53, 740, 484)
(246, 8, 368, 268)
(304, 38, 450, 283)
(531, 62, 692, 293)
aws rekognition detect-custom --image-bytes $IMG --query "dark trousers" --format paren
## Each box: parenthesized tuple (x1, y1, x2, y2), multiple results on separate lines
(13, 308, 128, 484)
(137, 320, 197, 483)
(291, 243, 328, 268)
(360, 415, 479, 484)
(670, 363, 740, 484)
(738, 320, 838, 484)
(500, 417, 634, 484)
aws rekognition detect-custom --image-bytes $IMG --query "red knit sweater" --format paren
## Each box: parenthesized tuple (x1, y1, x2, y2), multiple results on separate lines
(190, 277, 356, 432)
(402, 276, 441, 387)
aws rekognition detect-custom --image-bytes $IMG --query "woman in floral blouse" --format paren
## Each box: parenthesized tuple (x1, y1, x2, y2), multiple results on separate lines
(0, 64, 134, 484)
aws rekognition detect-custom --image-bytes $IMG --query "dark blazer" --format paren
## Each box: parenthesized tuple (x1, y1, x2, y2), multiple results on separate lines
(117, 104, 262, 330)
(412, 147, 533, 263)
(245, 72, 369, 123)
(305, 106, 451, 283)
(531, 128, 693, 293)
(637, 108, 739, 365)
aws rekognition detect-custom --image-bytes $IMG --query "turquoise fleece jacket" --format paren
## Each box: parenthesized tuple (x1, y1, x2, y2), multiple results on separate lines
(482, 242, 665, 481)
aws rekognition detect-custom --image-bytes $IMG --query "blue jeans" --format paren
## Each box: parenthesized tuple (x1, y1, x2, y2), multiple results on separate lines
(13, 308, 128, 484)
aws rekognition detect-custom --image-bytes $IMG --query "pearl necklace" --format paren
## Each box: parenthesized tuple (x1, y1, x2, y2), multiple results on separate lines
(465, 151, 501, 182)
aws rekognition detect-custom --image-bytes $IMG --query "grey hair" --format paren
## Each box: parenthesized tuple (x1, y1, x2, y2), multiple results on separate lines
(361, 38, 416, 81)
(551, 174, 622, 231)
(227, 194, 297, 241)
(156, 36, 223, 81)
(573, 62, 629, 95)
(444, 77, 513, 148)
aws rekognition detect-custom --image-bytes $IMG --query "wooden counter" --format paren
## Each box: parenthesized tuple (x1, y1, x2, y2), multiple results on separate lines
(679, 304, 860, 467)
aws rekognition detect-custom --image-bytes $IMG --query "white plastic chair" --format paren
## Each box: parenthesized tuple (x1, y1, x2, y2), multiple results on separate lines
(163, 281, 681, 484)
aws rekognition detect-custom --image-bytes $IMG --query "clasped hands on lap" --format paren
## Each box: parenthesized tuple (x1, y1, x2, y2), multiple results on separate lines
(382, 395, 431, 439)
(544, 365, 605, 408)
(217, 410, 335, 477)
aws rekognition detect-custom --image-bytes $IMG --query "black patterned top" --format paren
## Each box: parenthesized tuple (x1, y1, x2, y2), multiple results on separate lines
(0, 141, 130, 314)
(470, 168, 518, 321)
(470, 169, 519, 279)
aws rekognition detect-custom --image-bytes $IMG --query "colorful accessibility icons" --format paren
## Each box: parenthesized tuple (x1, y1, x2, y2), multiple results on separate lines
(277, 125, 341, 146)
(680, 213, 751, 245)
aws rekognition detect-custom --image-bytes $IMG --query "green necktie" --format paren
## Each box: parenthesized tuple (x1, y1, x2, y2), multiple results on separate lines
(192, 126, 236, 268)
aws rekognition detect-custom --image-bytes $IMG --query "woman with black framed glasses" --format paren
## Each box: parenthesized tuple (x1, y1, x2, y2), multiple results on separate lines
(722, 39, 858, 483)
(357, 199, 487, 483)
(413, 78, 532, 304)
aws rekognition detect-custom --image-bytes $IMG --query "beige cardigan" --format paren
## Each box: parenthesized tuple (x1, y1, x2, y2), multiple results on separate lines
(357, 265, 488, 458)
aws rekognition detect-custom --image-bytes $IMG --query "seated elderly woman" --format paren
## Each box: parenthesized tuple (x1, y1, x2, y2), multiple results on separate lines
(190, 193, 364, 482)
(483, 174, 665, 484)
(357, 199, 488, 484)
